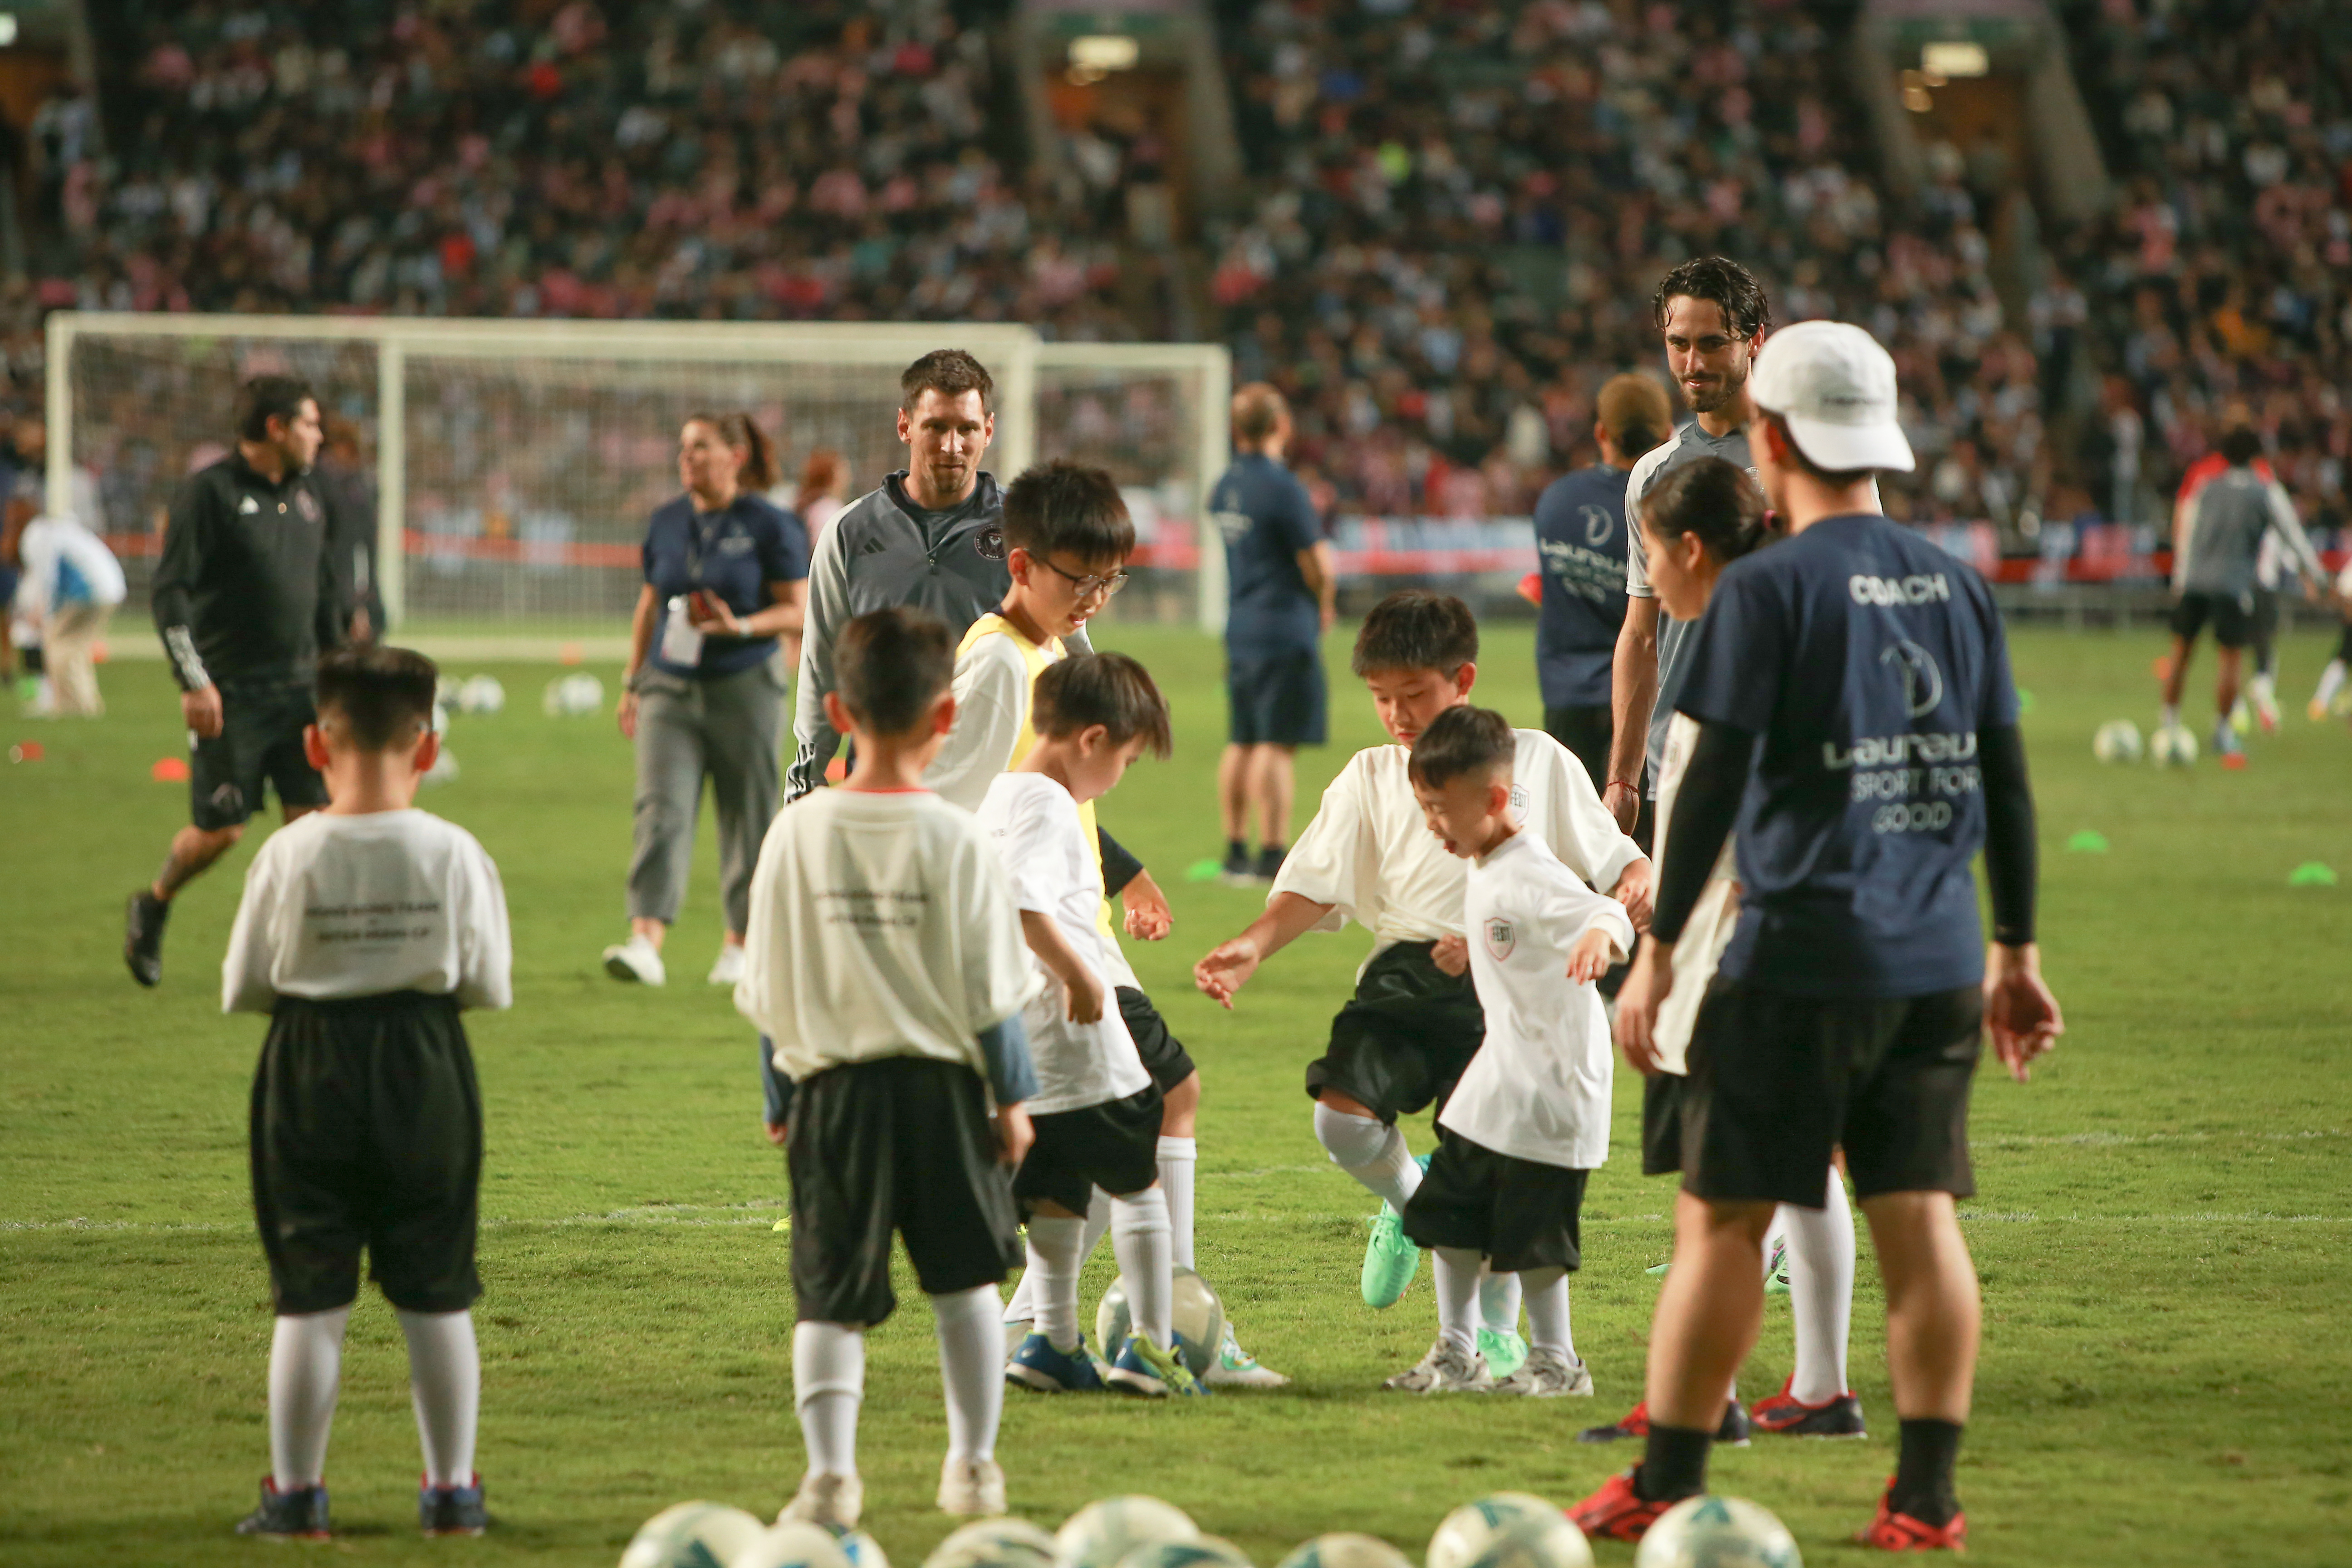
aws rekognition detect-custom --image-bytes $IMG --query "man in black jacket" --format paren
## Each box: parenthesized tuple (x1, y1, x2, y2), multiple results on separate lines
(125, 375, 350, 986)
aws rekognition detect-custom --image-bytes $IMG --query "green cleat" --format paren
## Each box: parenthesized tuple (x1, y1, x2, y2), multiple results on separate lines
(1362, 1203, 1421, 1308)
(1645, 1261, 1670, 1277)
(1478, 1328, 1529, 1381)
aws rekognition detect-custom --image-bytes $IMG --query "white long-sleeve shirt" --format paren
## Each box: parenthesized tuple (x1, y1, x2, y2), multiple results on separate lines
(223, 809, 512, 1013)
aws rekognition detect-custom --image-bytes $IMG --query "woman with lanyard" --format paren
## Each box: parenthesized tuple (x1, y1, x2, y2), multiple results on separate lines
(605, 412, 808, 989)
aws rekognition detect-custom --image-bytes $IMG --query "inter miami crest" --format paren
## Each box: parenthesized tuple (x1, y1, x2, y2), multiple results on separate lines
(295, 489, 322, 523)
(1483, 917, 1516, 961)
(973, 526, 1007, 562)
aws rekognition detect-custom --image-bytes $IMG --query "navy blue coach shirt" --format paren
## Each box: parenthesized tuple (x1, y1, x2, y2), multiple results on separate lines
(1675, 513, 2018, 997)
(1533, 463, 1632, 709)
(1210, 453, 1322, 659)
(642, 493, 809, 678)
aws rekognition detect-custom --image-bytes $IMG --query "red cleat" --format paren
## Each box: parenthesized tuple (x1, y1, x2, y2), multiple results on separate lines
(1578, 1397, 1751, 1445)
(1751, 1374, 1868, 1437)
(1566, 1469, 1678, 1544)
(1857, 1484, 1968, 1551)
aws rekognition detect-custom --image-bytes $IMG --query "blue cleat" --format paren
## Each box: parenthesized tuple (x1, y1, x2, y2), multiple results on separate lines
(235, 1478, 330, 1539)
(420, 1474, 490, 1536)
(1005, 1330, 1107, 1392)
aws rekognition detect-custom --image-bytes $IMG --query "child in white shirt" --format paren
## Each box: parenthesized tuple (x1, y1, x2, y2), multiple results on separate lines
(1386, 705, 1632, 1395)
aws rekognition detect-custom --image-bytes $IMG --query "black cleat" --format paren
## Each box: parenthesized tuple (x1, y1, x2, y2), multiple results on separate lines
(1578, 1397, 1753, 1446)
(235, 1478, 331, 1539)
(420, 1474, 490, 1536)
(124, 889, 169, 987)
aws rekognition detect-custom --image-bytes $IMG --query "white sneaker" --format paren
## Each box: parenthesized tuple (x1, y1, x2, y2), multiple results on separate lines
(1202, 1320, 1289, 1388)
(602, 933, 666, 985)
(1489, 1347, 1594, 1397)
(1002, 1317, 1034, 1360)
(1382, 1338, 1490, 1393)
(707, 944, 746, 986)
(779, 1470, 862, 1529)
(936, 1455, 1007, 1517)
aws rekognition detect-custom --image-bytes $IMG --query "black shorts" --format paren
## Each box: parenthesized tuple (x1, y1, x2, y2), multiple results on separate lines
(1682, 978, 1983, 1206)
(1304, 940, 1484, 1123)
(1116, 987, 1196, 1095)
(1227, 648, 1328, 747)
(192, 681, 330, 830)
(788, 1057, 1024, 1327)
(2250, 586, 2280, 654)
(250, 992, 483, 1316)
(1543, 704, 1612, 795)
(1014, 1085, 1165, 1216)
(1640, 1071, 1686, 1176)
(1401, 1130, 1590, 1273)
(2170, 590, 2254, 650)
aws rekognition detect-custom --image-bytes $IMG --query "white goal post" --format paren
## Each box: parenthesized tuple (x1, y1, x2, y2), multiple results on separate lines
(46, 313, 1232, 639)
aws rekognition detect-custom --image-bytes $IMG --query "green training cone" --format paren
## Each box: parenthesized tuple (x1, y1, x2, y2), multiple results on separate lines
(2015, 688, 2037, 714)
(2288, 862, 2337, 887)
(2067, 830, 2111, 853)
(1185, 858, 1227, 883)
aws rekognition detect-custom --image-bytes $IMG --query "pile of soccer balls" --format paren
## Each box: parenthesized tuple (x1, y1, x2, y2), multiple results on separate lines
(2094, 717, 2200, 768)
(618, 1490, 1801, 1568)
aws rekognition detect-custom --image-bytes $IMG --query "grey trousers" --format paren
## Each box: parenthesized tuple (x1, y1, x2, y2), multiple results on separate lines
(628, 659, 784, 936)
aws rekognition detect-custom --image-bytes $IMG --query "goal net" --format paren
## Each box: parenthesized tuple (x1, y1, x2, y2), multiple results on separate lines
(48, 315, 1230, 643)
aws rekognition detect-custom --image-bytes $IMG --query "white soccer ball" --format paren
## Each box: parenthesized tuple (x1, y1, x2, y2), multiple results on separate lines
(1118, 1539, 1255, 1568)
(1428, 1496, 1570, 1568)
(2150, 722, 2200, 768)
(732, 1522, 853, 1568)
(544, 671, 606, 716)
(620, 1502, 769, 1568)
(1056, 1497, 1200, 1568)
(1095, 1266, 1226, 1377)
(458, 674, 507, 715)
(837, 1530, 890, 1568)
(2091, 719, 2143, 764)
(1633, 1496, 1802, 1568)
(1274, 1536, 1414, 1568)
(1450, 1516, 1590, 1568)
(926, 1518, 1061, 1568)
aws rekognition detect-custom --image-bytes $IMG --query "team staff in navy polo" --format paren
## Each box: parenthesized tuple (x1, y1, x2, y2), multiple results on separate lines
(1209, 383, 1334, 885)
(1571, 322, 2063, 1550)
(603, 412, 808, 990)
(124, 374, 354, 988)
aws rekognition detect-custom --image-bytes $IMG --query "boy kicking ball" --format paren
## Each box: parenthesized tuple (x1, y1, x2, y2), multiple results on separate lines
(736, 607, 1041, 1523)
(1386, 706, 1632, 1396)
(987, 652, 1204, 1399)
(223, 646, 512, 1539)
(1194, 592, 1649, 1376)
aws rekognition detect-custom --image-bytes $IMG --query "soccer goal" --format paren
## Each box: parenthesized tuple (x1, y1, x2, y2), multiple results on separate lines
(46, 313, 1231, 643)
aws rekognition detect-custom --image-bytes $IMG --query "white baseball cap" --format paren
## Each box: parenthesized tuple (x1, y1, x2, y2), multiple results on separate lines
(1749, 320, 1915, 474)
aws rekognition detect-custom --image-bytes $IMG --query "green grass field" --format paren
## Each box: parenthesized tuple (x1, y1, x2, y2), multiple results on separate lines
(5, 621, 2349, 1568)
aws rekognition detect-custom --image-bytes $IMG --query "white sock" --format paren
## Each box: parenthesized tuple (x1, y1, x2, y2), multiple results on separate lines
(792, 1322, 864, 1478)
(1479, 1267, 1522, 1337)
(1023, 1215, 1087, 1352)
(2161, 701, 2181, 729)
(1432, 1247, 1482, 1354)
(268, 1306, 351, 1491)
(1782, 1171, 1857, 1404)
(1156, 1137, 1197, 1272)
(1111, 1187, 1174, 1351)
(1313, 1103, 1420, 1211)
(931, 1285, 1003, 1466)
(396, 1309, 480, 1488)
(1519, 1267, 1573, 1360)
(1004, 1187, 1112, 1323)
(2317, 659, 2348, 710)
(2251, 669, 2276, 701)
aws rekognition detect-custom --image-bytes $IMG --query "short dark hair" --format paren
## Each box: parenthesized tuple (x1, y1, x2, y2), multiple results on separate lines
(1031, 652, 1171, 760)
(1003, 461, 1134, 564)
(237, 375, 316, 442)
(1642, 457, 1777, 565)
(1233, 382, 1289, 446)
(835, 605, 956, 737)
(2220, 426, 2263, 467)
(314, 644, 438, 751)
(1653, 256, 1772, 341)
(1760, 412, 1877, 488)
(1352, 591, 1479, 679)
(1407, 706, 1514, 790)
(900, 348, 995, 415)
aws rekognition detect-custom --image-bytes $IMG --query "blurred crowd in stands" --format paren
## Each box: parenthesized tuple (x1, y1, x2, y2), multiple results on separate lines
(8, 0, 2347, 549)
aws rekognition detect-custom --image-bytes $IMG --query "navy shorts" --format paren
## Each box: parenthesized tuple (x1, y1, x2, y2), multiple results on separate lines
(1227, 648, 1328, 747)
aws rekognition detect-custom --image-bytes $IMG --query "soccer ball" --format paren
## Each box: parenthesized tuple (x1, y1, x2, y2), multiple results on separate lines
(1450, 1516, 1590, 1568)
(458, 674, 507, 715)
(1632, 1496, 1801, 1568)
(925, 1518, 1060, 1568)
(544, 671, 606, 716)
(2151, 722, 2200, 768)
(1095, 1266, 1226, 1377)
(731, 1524, 853, 1568)
(1274, 1536, 1414, 1568)
(2091, 719, 2143, 764)
(1428, 1497, 1582, 1568)
(619, 1502, 768, 1568)
(1118, 1539, 1256, 1568)
(1055, 1497, 1199, 1568)
(836, 1531, 890, 1568)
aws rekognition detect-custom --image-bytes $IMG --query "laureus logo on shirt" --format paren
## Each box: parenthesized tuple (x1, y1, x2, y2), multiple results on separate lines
(1483, 917, 1517, 961)
(1880, 639, 1945, 718)
(973, 526, 1006, 561)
